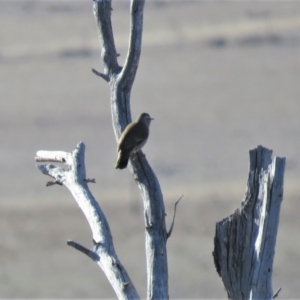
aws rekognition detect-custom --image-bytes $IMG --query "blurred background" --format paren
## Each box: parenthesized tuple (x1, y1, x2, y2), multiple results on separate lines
(1, 0, 300, 298)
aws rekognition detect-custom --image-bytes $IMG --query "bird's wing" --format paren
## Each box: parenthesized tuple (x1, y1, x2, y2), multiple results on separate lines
(118, 122, 149, 152)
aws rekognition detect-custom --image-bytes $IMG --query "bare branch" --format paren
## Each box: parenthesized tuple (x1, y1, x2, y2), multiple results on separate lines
(167, 195, 183, 240)
(92, 68, 110, 82)
(46, 180, 63, 187)
(93, 0, 120, 76)
(130, 158, 168, 299)
(84, 178, 96, 183)
(36, 142, 140, 299)
(273, 287, 282, 299)
(67, 240, 99, 261)
(119, 0, 145, 89)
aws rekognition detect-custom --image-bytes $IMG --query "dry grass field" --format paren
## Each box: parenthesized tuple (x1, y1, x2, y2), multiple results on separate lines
(1, 1, 300, 298)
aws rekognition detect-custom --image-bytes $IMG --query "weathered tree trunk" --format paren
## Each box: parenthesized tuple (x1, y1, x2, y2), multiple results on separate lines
(213, 145, 285, 299)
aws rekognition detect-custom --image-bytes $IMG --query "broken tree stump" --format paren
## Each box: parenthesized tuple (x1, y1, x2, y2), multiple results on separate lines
(213, 145, 285, 300)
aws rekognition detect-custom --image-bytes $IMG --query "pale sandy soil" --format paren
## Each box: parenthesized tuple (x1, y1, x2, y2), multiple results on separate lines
(1, 1, 300, 298)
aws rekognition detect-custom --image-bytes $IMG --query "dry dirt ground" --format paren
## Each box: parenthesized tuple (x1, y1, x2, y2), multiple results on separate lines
(1, 1, 300, 298)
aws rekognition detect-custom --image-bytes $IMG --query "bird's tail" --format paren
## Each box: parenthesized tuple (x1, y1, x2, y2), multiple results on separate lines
(115, 151, 130, 169)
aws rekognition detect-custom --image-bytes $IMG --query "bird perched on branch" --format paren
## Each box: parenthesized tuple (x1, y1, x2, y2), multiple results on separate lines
(115, 112, 154, 169)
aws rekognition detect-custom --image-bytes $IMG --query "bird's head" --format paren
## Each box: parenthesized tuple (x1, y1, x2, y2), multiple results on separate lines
(138, 112, 154, 127)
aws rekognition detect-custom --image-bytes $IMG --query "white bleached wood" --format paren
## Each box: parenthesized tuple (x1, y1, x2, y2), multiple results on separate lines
(35, 151, 69, 163)
(35, 142, 139, 300)
(213, 145, 285, 300)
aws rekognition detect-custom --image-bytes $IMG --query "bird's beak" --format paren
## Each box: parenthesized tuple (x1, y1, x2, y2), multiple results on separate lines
(151, 118, 154, 121)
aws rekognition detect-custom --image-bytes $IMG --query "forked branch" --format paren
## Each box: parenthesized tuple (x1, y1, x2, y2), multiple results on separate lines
(93, 1, 169, 299)
(35, 142, 139, 300)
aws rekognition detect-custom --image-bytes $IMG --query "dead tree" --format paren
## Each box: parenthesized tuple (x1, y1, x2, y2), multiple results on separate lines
(34, 1, 286, 299)
(35, 0, 170, 299)
(213, 145, 285, 299)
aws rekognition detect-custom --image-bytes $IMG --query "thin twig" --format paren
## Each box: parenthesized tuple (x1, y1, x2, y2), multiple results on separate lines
(67, 240, 99, 261)
(273, 287, 282, 299)
(91, 68, 109, 82)
(167, 195, 183, 239)
(85, 178, 96, 183)
(46, 180, 63, 187)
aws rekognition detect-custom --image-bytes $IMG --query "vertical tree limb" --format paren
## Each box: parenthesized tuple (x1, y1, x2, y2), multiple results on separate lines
(213, 145, 285, 299)
(93, 0, 120, 77)
(118, 0, 145, 89)
(93, 1, 169, 299)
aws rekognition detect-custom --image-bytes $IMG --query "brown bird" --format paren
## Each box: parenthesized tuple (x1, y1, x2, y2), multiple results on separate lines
(115, 113, 154, 169)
